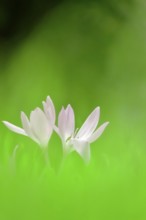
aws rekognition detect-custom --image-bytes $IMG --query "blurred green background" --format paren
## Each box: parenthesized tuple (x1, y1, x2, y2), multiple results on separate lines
(0, 0, 146, 219)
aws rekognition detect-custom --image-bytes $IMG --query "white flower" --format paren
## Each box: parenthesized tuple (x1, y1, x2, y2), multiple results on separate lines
(72, 107, 109, 163)
(54, 104, 75, 154)
(55, 105, 109, 162)
(3, 97, 55, 147)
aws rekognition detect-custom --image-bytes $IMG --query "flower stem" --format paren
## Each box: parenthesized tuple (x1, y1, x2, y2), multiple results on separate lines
(42, 147, 50, 167)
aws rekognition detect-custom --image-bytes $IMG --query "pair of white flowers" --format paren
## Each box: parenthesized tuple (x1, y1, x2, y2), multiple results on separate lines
(3, 96, 109, 163)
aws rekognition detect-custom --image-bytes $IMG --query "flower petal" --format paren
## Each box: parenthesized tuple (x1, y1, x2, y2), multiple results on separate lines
(21, 112, 38, 143)
(76, 107, 100, 139)
(72, 139, 90, 163)
(30, 108, 53, 147)
(58, 107, 66, 139)
(43, 96, 56, 124)
(54, 125, 61, 137)
(65, 105, 75, 138)
(3, 121, 27, 136)
(58, 105, 75, 141)
(87, 122, 109, 143)
(21, 112, 31, 135)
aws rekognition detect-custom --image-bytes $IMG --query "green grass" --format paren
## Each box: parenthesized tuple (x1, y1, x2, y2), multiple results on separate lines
(0, 123, 145, 220)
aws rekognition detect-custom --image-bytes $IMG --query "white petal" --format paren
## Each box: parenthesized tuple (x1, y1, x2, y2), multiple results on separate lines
(72, 139, 90, 163)
(21, 112, 38, 143)
(21, 112, 31, 135)
(53, 125, 61, 137)
(87, 122, 109, 143)
(3, 121, 27, 136)
(65, 105, 75, 138)
(30, 108, 53, 147)
(76, 107, 100, 139)
(58, 107, 66, 139)
(43, 96, 56, 124)
(58, 105, 75, 141)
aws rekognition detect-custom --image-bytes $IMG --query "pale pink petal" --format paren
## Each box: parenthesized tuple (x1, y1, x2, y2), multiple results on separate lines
(21, 112, 31, 135)
(30, 108, 53, 147)
(21, 112, 38, 143)
(72, 139, 90, 163)
(65, 105, 75, 138)
(3, 121, 27, 136)
(53, 125, 61, 137)
(87, 122, 109, 143)
(58, 105, 75, 141)
(76, 107, 100, 139)
(43, 96, 56, 124)
(58, 107, 66, 139)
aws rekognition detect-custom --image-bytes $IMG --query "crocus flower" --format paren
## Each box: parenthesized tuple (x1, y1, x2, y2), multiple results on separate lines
(71, 107, 109, 163)
(3, 107, 53, 148)
(55, 105, 109, 162)
(54, 104, 75, 155)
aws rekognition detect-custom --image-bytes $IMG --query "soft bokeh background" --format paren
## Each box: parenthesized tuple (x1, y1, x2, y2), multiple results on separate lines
(0, 0, 146, 219)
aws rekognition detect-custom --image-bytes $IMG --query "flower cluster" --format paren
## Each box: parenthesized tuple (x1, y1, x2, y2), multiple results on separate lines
(3, 96, 109, 163)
